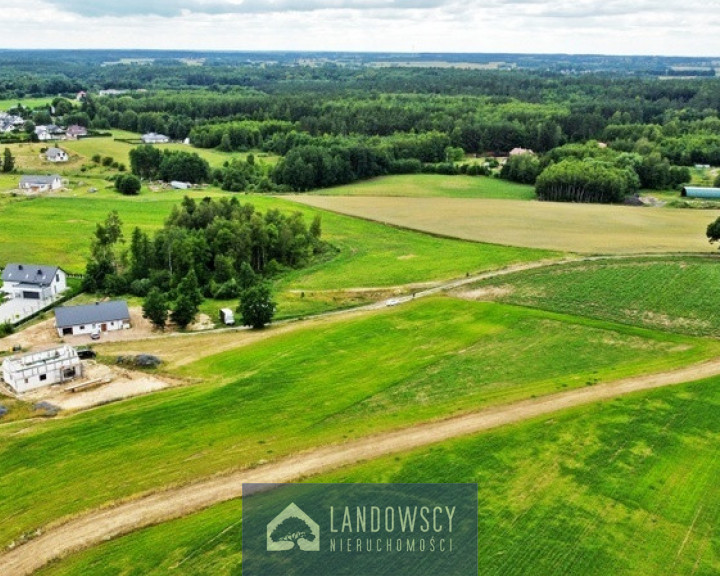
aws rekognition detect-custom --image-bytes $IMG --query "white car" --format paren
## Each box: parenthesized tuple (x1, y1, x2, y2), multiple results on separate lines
(386, 298, 400, 307)
(90, 328, 101, 340)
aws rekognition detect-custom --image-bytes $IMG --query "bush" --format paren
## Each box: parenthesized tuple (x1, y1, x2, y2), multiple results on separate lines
(103, 273, 129, 295)
(130, 278, 152, 296)
(465, 163, 491, 176)
(213, 278, 241, 299)
(115, 174, 141, 195)
(388, 158, 422, 174)
(102, 156, 114, 166)
(0, 322, 14, 337)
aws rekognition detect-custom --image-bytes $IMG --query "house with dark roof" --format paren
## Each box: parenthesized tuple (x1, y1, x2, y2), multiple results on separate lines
(35, 125, 64, 141)
(19, 174, 62, 193)
(1, 263, 67, 300)
(55, 300, 131, 337)
(46, 147, 69, 163)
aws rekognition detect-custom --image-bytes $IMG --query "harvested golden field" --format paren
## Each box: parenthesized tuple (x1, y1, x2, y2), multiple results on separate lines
(290, 196, 720, 254)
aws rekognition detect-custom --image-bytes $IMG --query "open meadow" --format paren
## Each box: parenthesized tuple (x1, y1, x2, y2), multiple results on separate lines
(34, 374, 720, 576)
(316, 174, 536, 200)
(0, 97, 55, 110)
(0, 189, 552, 321)
(291, 196, 720, 254)
(463, 256, 720, 337)
(1, 298, 716, 550)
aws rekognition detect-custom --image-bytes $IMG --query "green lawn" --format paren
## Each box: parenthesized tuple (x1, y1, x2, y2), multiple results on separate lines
(465, 256, 720, 336)
(0, 97, 55, 110)
(1, 299, 715, 549)
(36, 375, 720, 576)
(62, 131, 279, 170)
(315, 174, 536, 199)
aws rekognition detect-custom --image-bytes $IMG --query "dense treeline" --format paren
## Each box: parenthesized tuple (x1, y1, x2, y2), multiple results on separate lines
(83, 198, 325, 301)
(129, 145, 211, 183)
(3, 53, 718, 200)
(536, 159, 639, 203)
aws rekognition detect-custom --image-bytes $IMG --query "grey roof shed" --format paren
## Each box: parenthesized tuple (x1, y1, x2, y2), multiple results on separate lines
(55, 301, 130, 328)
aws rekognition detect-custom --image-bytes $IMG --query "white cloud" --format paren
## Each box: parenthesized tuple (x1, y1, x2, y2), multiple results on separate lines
(1, 0, 719, 55)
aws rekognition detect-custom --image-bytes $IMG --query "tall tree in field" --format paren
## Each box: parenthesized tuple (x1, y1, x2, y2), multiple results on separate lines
(706, 217, 720, 247)
(2, 148, 14, 173)
(129, 145, 162, 179)
(82, 211, 124, 292)
(170, 270, 203, 329)
(143, 288, 168, 330)
(129, 227, 153, 281)
(237, 281, 276, 329)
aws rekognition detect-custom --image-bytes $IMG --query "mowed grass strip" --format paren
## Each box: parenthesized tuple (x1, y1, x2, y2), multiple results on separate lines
(35, 376, 720, 576)
(1, 298, 715, 548)
(315, 174, 536, 200)
(290, 196, 720, 254)
(465, 256, 720, 337)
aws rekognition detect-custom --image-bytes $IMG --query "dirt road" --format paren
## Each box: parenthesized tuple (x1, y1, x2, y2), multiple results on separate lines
(3, 355, 720, 575)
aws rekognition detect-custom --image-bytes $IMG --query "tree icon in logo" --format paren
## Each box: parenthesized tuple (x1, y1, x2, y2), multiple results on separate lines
(270, 516, 316, 549)
(267, 502, 320, 552)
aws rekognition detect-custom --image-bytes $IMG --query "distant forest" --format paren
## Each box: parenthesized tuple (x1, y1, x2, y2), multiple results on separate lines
(2, 50, 720, 199)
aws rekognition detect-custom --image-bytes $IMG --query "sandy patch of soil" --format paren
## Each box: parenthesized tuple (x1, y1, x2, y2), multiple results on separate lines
(455, 285, 514, 301)
(19, 361, 176, 412)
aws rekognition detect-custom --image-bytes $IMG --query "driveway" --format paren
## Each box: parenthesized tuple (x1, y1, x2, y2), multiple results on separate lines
(0, 295, 60, 325)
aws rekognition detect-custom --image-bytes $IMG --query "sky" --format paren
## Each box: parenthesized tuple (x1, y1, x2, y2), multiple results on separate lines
(3, 0, 720, 56)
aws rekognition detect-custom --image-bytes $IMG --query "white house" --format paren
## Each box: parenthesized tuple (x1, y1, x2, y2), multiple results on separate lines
(19, 175, 63, 193)
(35, 125, 64, 141)
(1, 263, 67, 300)
(141, 132, 170, 144)
(1, 345, 82, 394)
(55, 300, 131, 337)
(509, 147, 535, 156)
(46, 147, 69, 163)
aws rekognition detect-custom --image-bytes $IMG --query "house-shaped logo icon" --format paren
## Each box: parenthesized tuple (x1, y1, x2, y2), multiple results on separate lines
(267, 502, 320, 552)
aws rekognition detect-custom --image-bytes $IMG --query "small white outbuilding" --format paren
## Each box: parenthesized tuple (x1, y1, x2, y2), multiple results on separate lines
(1, 345, 82, 393)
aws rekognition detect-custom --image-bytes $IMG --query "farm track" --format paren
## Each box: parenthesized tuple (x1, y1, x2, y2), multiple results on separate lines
(3, 354, 720, 574)
(0, 251, 715, 575)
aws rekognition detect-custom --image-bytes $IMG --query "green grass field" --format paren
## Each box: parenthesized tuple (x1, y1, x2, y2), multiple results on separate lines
(465, 256, 720, 337)
(35, 375, 720, 576)
(315, 174, 536, 200)
(0, 190, 552, 284)
(0, 97, 55, 110)
(1, 298, 715, 549)
(61, 131, 279, 170)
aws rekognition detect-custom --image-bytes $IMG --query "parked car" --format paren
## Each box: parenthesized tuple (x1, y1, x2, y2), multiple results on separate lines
(76, 347, 96, 359)
(90, 329, 101, 340)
